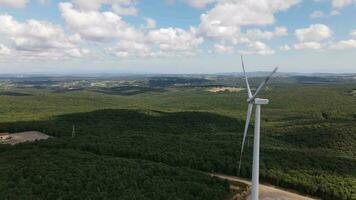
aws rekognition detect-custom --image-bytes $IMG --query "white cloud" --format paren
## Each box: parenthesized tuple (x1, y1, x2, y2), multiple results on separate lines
(0, 0, 27, 8)
(245, 27, 288, 40)
(199, 0, 300, 40)
(71, 0, 138, 15)
(109, 40, 154, 58)
(295, 24, 332, 42)
(241, 41, 275, 55)
(294, 42, 323, 50)
(292, 28, 356, 51)
(198, 0, 297, 54)
(199, 17, 240, 39)
(148, 27, 203, 51)
(112, 3, 138, 16)
(214, 43, 234, 53)
(280, 44, 291, 51)
(144, 18, 156, 29)
(66, 48, 90, 57)
(59, 2, 143, 42)
(165, 0, 216, 8)
(185, 0, 216, 8)
(72, 0, 102, 10)
(60, 2, 207, 58)
(0, 44, 11, 55)
(0, 14, 87, 59)
(349, 30, 356, 38)
(331, 0, 356, 8)
(329, 39, 356, 50)
(310, 10, 324, 18)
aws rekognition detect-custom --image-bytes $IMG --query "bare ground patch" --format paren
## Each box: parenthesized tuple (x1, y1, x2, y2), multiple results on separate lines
(210, 174, 318, 200)
(0, 131, 50, 145)
(207, 87, 244, 93)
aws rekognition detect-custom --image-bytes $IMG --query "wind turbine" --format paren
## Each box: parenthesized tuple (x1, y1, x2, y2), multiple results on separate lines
(238, 56, 278, 200)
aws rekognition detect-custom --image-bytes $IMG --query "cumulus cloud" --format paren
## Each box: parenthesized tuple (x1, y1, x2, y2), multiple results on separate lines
(241, 41, 275, 55)
(71, 0, 138, 15)
(292, 27, 356, 51)
(59, 2, 206, 58)
(185, 0, 216, 8)
(245, 27, 288, 40)
(196, 0, 299, 54)
(199, 0, 300, 40)
(199, 17, 239, 39)
(111, 2, 138, 16)
(59, 2, 143, 42)
(165, 0, 216, 8)
(294, 42, 323, 50)
(0, 0, 27, 8)
(295, 24, 332, 42)
(56, 0, 298, 57)
(108, 40, 154, 58)
(72, 0, 102, 10)
(213, 43, 234, 53)
(350, 30, 356, 38)
(292, 25, 356, 51)
(148, 27, 203, 52)
(329, 39, 356, 50)
(293, 23, 332, 51)
(331, 0, 356, 9)
(0, 14, 88, 59)
(7, 0, 353, 61)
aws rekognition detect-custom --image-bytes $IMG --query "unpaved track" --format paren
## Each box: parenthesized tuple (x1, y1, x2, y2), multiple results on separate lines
(211, 174, 318, 200)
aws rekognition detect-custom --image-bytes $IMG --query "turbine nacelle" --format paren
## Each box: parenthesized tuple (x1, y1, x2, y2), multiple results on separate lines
(247, 98, 269, 104)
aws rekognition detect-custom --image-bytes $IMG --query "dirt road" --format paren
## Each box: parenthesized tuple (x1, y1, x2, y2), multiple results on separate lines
(211, 174, 318, 200)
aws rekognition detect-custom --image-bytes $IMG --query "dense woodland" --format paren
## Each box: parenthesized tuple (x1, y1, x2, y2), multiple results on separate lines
(0, 148, 230, 199)
(0, 77, 355, 200)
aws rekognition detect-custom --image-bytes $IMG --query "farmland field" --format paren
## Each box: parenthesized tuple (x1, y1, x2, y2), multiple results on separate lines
(0, 75, 355, 199)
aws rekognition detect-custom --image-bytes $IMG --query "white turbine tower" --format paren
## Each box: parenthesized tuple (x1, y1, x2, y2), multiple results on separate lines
(238, 56, 278, 200)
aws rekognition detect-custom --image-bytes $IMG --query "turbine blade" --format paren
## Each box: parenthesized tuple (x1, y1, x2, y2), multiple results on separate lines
(238, 103, 254, 175)
(241, 56, 253, 98)
(250, 66, 278, 102)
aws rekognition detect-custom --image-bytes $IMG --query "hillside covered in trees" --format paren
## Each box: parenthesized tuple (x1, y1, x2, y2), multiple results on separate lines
(0, 76, 355, 199)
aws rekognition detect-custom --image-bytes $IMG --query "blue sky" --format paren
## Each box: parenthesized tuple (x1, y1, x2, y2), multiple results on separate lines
(0, 0, 355, 74)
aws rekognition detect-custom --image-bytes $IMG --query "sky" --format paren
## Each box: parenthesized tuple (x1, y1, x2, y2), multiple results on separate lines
(0, 0, 355, 74)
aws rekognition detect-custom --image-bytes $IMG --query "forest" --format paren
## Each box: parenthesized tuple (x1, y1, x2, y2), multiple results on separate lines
(0, 76, 355, 199)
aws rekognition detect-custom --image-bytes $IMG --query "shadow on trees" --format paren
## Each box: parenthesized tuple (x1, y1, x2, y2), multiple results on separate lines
(93, 86, 166, 96)
(0, 91, 32, 96)
(0, 109, 243, 136)
(51, 88, 85, 93)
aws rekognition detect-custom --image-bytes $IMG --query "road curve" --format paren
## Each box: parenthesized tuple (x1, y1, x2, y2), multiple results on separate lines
(210, 174, 319, 200)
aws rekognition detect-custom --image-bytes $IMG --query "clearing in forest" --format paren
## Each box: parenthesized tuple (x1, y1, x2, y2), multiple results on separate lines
(207, 87, 244, 93)
(0, 131, 50, 145)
